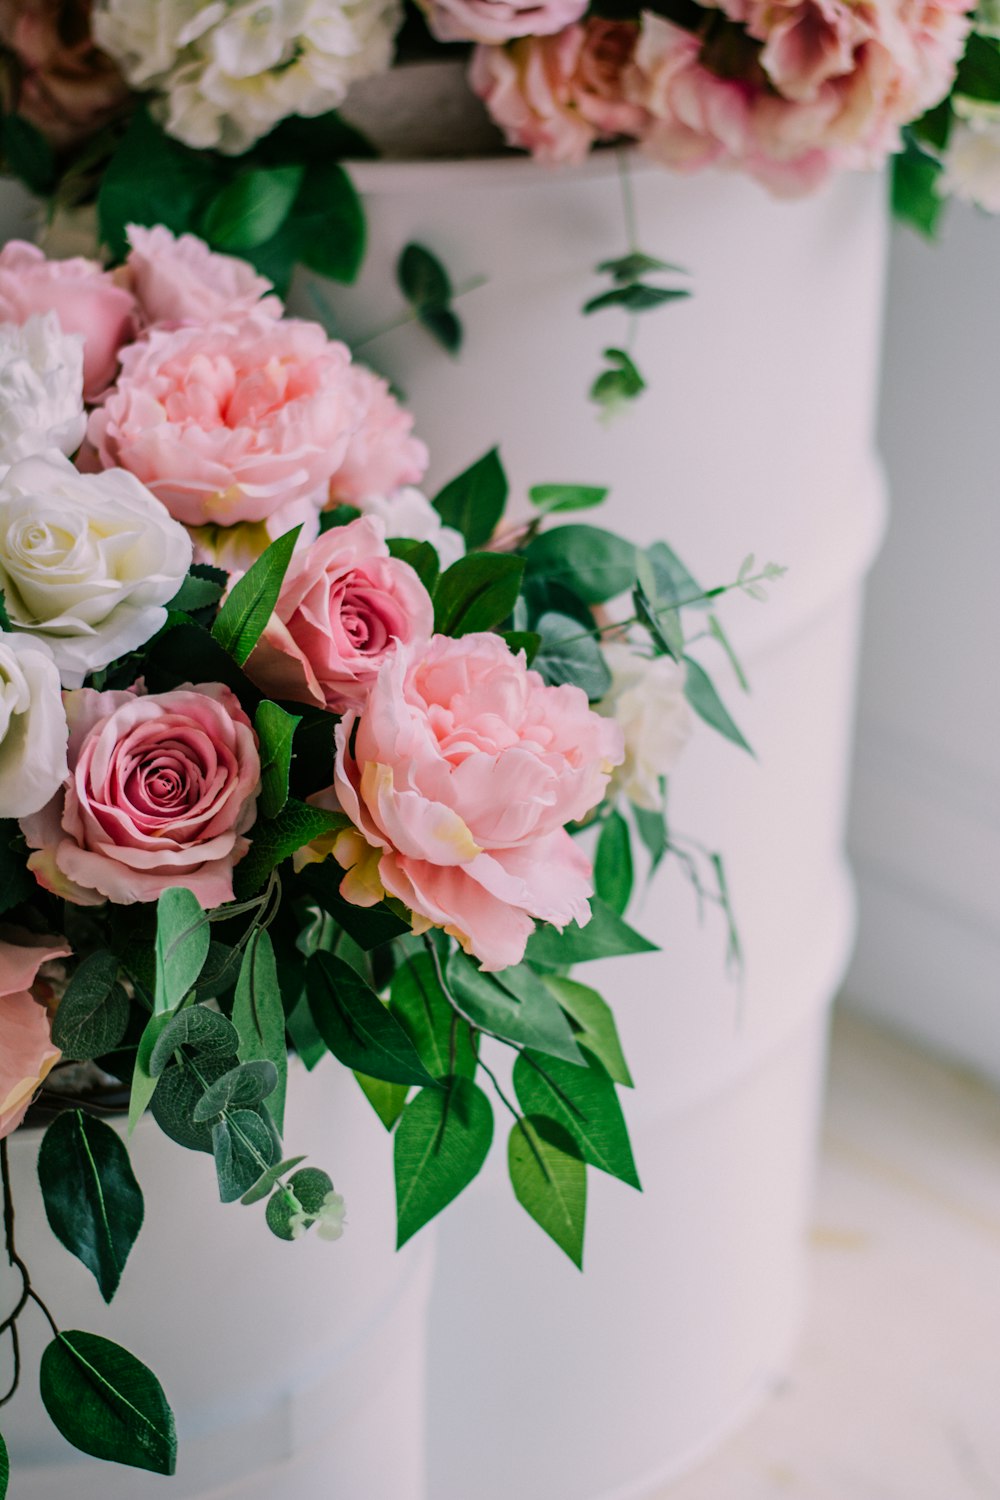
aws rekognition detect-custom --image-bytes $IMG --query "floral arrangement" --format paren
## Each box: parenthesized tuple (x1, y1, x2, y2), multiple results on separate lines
(0, 224, 775, 1486)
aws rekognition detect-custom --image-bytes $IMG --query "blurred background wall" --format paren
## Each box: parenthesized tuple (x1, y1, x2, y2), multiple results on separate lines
(845, 203, 1000, 1081)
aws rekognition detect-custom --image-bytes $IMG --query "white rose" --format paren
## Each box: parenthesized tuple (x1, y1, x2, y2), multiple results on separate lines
(0, 315, 86, 466)
(597, 643, 693, 810)
(0, 451, 193, 686)
(939, 114, 1000, 212)
(357, 487, 466, 570)
(0, 634, 69, 818)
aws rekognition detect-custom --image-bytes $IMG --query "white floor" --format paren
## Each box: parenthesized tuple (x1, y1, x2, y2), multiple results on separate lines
(654, 1009, 1000, 1500)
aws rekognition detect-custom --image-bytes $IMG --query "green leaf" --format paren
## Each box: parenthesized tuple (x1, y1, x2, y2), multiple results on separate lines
(594, 810, 634, 916)
(320, 502, 362, 532)
(508, 1116, 586, 1267)
(265, 1166, 336, 1239)
(542, 975, 632, 1087)
(127, 1012, 173, 1133)
(447, 952, 584, 1065)
(632, 801, 667, 876)
(417, 303, 463, 355)
(355, 1071, 409, 1130)
(683, 656, 753, 754)
(97, 104, 225, 260)
(514, 1050, 639, 1188)
(257, 162, 366, 287)
(0, 1432, 8, 1499)
(524, 525, 637, 604)
(528, 484, 609, 515)
(502, 630, 541, 661)
(595, 251, 686, 281)
(38, 1112, 144, 1304)
(432, 449, 508, 549)
(708, 614, 749, 693)
(148, 1005, 239, 1078)
(255, 701, 300, 820)
(532, 612, 611, 700)
(256, 109, 376, 165)
(50, 952, 129, 1062)
(307, 951, 435, 1086)
(590, 347, 646, 411)
(398, 242, 453, 307)
(390, 953, 477, 1080)
(584, 284, 690, 315)
(297, 865, 409, 949)
(387, 537, 441, 594)
(232, 930, 288, 1133)
(233, 798, 346, 898)
(525, 896, 657, 969)
(956, 32, 1000, 100)
(433, 552, 524, 636)
(395, 1078, 494, 1247)
(167, 573, 225, 615)
(150, 1058, 230, 1154)
(240, 1153, 307, 1206)
(633, 583, 682, 660)
(155, 887, 210, 1016)
(0, 820, 33, 914)
(646, 541, 707, 610)
(40, 1332, 176, 1476)
(212, 1109, 278, 1203)
(212, 526, 301, 665)
(193, 1060, 278, 1122)
(2, 114, 56, 194)
(891, 137, 945, 238)
(202, 165, 304, 251)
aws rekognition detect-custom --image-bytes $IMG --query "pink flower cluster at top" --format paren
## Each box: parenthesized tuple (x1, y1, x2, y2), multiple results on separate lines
(465, 0, 974, 192)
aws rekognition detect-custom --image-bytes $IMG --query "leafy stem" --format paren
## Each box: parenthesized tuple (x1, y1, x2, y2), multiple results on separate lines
(551, 563, 785, 650)
(0, 1137, 61, 1408)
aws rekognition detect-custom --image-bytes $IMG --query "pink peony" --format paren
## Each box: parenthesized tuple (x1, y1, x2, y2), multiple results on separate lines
(0, 241, 137, 399)
(329, 367, 429, 507)
(0, 930, 71, 1140)
(246, 515, 434, 713)
(124, 224, 284, 330)
(471, 21, 649, 164)
(322, 633, 624, 971)
(627, 0, 973, 195)
(21, 683, 260, 908)
(421, 0, 587, 45)
(87, 314, 366, 538)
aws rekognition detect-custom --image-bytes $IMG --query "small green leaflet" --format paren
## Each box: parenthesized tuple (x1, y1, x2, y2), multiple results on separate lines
(233, 798, 346, 898)
(40, 1332, 177, 1476)
(508, 1116, 586, 1268)
(212, 526, 300, 665)
(590, 347, 646, 412)
(232, 930, 288, 1133)
(432, 448, 508, 549)
(155, 887, 210, 1016)
(528, 484, 608, 515)
(255, 701, 300, 820)
(584, 284, 690, 316)
(513, 1050, 639, 1189)
(395, 1078, 494, 1247)
(683, 656, 753, 755)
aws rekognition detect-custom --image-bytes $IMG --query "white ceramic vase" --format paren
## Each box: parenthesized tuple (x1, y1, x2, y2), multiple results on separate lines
(1, 1058, 434, 1500)
(310, 153, 890, 1500)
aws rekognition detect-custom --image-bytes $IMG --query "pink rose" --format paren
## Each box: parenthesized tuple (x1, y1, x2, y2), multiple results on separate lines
(0, 241, 137, 400)
(329, 367, 429, 507)
(21, 683, 260, 908)
(421, 0, 586, 44)
(246, 515, 434, 713)
(124, 224, 284, 330)
(325, 634, 624, 971)
(87, 314, 365, 537)
(471, 21, 649, 165)
(0, 930, 71, 1140)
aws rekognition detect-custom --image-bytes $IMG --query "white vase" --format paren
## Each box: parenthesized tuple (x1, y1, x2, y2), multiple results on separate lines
(308, 153, 889, 1499)
(2, 1057, 433, 1500)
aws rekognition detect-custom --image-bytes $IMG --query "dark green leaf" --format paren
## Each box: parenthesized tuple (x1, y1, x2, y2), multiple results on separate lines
(202, 165, 303, 251)
(524, 525, 637, 604)
(434, 552, 524, 636)
(355, 1071, 409, 1130)
(141, 619, 262, 706)
(514, 1050, 639, 1188)
(395, 1078, 493, 1246)
(232, 930, 288, 1132)
(255, 701, 300, 820)
(398, 242, 452, 307)
(528, 484, 608, 515)
(212, 526, 301, 665)
(432, 449, 508, 549)
(194, 940, 242, 1001)
(891, 138, 945, 238)
(233, 798, 347, 898)
(2, 115, 55, 194)
(525, 897, 657, 968)
(418, 303, 462, 355)
(212, 1109, 278, 1203)
(51, 952, 129, 1062)
(193, 1060, 278, 1122)
(0, 820, 33, 914)
(97, 104, 224, 260)
(256, 109, 376, 164)
(584, 284, 690, 315)
(387, 537, 440, 593)
(956, 33, 1000, 101)
(40, 1332, 176, 1475)
(683, 656, 752, 754)
(297, 865, 410, 948)
(307, 951, 434, 1086)
(532, 612, 611, 699)
(155, 887, 210, 1016)
(0, 1432, 8, 1498)
(150, 1058, 230, 1154)
(542, 975, 632, 1086)
(594, 810, 634, 916)
(267, 162, 367, 285)
(166, 573, 225, 615)
(447, 952, 584, 1064)
(320, 502, 362, 532)
(501, 630, 541, 662)
(148, 1005, 239, 1078)
(265, 1166, 336, 1239)
(38, 1112, 144, 1303)
(390, 953, 477, 1080)
(595, 251, 686, 281)
(508, 1116, 586, 1267)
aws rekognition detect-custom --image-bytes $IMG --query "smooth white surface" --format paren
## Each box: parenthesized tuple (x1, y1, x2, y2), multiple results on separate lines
(846, 205, 1000, 1081)
(1, 1059, 433, 1500)
(653, 1008, 1000, 1500)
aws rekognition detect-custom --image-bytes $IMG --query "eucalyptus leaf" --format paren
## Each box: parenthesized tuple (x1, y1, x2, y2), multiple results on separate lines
(528, 484, 608, 514)
(398, 241, 452, 306)
(212, 1109, 279, 1203)
(508, 1116, 586, 1268)
(38, 1112, 145, 1303)
(232, 929, 288, 1132)
(532, 612, 611, 700)
(150, 1058, 230, 1154)
(583, 284, 689, 315)
(127, 1012, 174, 1133)
(395, 1078, 494, 1247)
(240, 1154, 307, 1206)
(154, 888, 210, 1017)
(193, 1060, 278, 1123)
(233, 798, 346, 898)
(148, 1006, 239, 1078)
(40, 1332, 177, 1475)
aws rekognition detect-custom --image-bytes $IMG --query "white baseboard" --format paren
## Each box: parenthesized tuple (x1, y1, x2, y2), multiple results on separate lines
(844, 720, 1000, 1084)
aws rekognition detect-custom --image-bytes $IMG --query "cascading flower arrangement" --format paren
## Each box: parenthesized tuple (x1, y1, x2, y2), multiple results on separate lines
(0, 224, 776, 1486)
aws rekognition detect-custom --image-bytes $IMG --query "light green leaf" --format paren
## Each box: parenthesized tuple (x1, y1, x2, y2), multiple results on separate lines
(232, 930, 288, 1133)
(683, 656, 753, 755)
(154, 887, 210, 1017)
(513, 1050, 639, 1188)
(541, 975, 633, 1087)
(390, 953, 477, 1080)
(508, 1116, 586, 1267)
(255, 702, 300, 820)
(40, 1332, 176, 1476)
(395, 1078, 493, 1246)
(240, 1154, 307, 1206)
(355, 1071, 409, 1130)
(532, 612, 611, 700)
(447, 952, 584, 1065)
(528, 484, 608, 515)
(211, 526, 301, 665)
(37, 1112, 144, 1303)
(127, 1012, 174, 1134)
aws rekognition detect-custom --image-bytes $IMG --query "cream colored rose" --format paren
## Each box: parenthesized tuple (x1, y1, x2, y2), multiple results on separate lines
(0, 450, 192, 685)
(597, 643, 693, 810)
(0, 313, 86, 465)
(0, 634, 68, 818)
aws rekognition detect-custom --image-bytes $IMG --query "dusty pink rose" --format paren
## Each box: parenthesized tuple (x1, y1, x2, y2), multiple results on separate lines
(471, 21, 649, 164)
(323, 633, 624, 971)
(329, 367, 429, 507)
(0, 930, 71, 1140)
(21, 683, 260, 908)
(0, 0, 130, 151)
(124, 224, 284, 330)
(0, 241, 137, 399)
(627, 0, 973, 195)
(246, 515, 434, 713)
(87, 314, 365, 537)
(421, 0, 586, 44)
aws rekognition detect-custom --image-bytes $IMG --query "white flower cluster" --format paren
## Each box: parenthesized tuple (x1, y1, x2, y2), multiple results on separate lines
(597, 644, 693, 811)
(357, 487, 466, 570)
(0, 314, 86, 467)
(940, 99, 1000, 213)
(93, 0, 403, 155)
